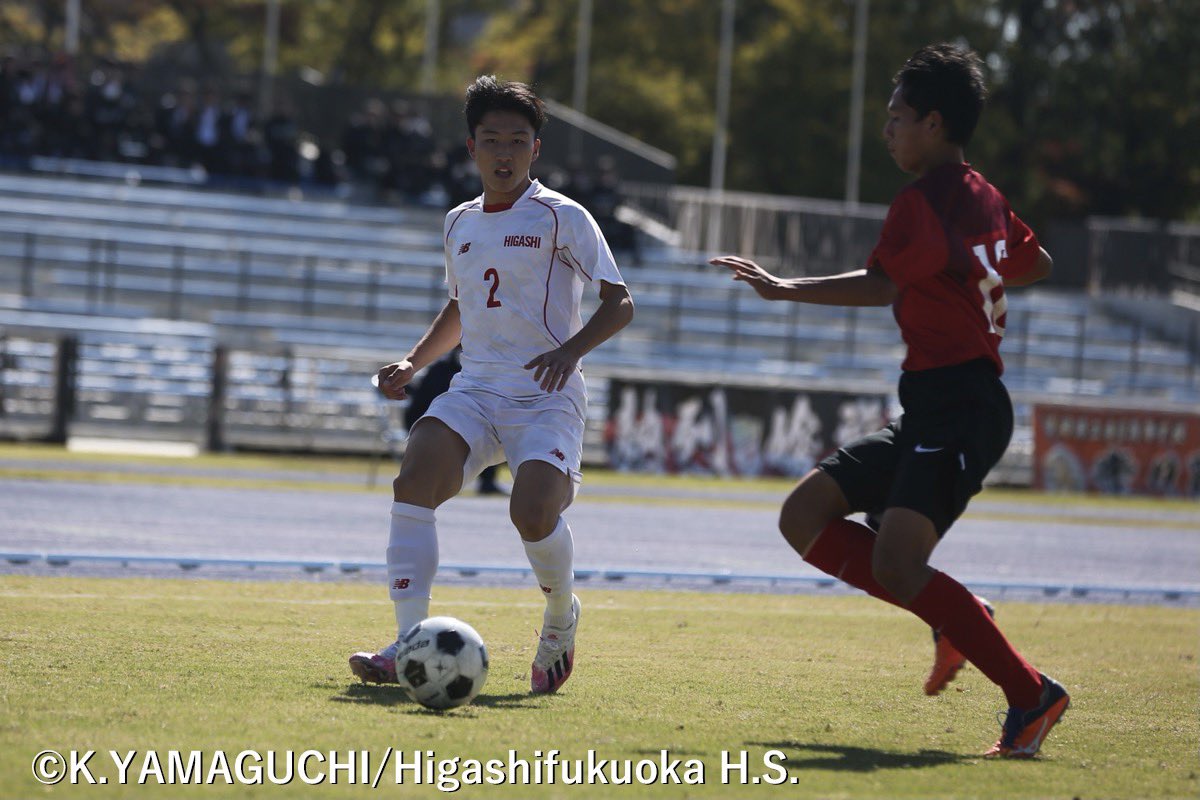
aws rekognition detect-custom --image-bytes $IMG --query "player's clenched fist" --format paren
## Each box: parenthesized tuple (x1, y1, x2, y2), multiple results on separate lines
(376, 360, 416, 400)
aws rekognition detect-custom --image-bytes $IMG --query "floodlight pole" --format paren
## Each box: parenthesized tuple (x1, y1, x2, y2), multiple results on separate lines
(845, 0, 869, 208)
(64, 0, 81, 54)
(421, 0, 440, 93)
(569, 0, 594, 162)
(707, 0, 736, 254)
(259, 0, 281, 117)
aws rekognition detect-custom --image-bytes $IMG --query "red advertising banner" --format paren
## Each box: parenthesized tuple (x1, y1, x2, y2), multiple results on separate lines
(604, 379, 892, 478)
(1033, 404, 1200, 497)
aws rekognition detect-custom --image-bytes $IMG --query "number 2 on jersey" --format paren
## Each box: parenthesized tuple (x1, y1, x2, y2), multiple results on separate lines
(971, 240, 1007, 336)
(484, 268, 502, 308)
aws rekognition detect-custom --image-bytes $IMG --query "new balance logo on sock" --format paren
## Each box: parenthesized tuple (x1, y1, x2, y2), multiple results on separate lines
(540, 585, 553, 594)
(392, 578, 411, 590)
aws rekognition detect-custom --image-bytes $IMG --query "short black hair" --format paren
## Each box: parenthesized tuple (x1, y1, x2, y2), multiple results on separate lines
(464, 75, 547, 136)
(893, 44, 987, 146)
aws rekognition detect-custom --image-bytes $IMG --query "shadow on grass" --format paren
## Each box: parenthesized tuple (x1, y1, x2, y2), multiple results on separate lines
(329, 684, 538, 711)
(748, 740, 974, 772)
(470, 691, 541, 710)
(329, 684, 410, 705)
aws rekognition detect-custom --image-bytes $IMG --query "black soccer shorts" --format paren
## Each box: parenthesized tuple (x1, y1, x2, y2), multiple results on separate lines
(818, 358, 1013, 536)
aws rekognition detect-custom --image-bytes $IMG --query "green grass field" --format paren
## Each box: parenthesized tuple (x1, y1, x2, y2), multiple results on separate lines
(2, 576, 1196, 799)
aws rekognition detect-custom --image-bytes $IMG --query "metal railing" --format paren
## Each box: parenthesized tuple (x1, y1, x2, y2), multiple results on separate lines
(620, 181, 888, 274)
(2, 225, 1197, 402)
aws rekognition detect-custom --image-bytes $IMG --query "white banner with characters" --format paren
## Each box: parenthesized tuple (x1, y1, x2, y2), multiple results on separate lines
(603, 379, 891, 478)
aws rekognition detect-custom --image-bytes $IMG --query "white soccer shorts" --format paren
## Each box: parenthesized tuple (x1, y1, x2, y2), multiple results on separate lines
(419, 387, 584, 500)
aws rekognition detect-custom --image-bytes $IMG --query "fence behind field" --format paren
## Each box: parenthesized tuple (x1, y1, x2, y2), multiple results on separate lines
(621, 181, 888, 275)
(2, 173, 1199, 488)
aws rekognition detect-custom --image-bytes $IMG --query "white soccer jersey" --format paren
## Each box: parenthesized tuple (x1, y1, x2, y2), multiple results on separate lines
(442, 180, 625, 410)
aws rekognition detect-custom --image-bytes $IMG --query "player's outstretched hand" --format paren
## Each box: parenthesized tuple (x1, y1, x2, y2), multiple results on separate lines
(524, 347, 579, 393)
(375, 360, 415, 401)
(709, 255, 787, 301)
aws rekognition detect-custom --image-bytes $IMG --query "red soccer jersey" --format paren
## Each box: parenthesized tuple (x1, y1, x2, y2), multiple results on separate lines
(867, 162, 1040, 374)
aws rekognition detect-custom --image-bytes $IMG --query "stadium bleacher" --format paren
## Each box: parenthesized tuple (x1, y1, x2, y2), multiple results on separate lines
(1, 171, 1197, 479)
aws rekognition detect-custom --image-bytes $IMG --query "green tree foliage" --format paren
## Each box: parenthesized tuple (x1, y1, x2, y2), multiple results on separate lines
(469, 0, 1199, 221)
(5, 0, 1197, 220)
(993, 0, 1200, 221)
(473, 0, 724, 183)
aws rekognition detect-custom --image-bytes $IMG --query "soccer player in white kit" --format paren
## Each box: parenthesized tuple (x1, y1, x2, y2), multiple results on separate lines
(349, 76, 634, 694)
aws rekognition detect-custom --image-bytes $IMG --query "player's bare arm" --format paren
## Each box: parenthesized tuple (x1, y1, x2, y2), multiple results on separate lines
(377, 300, 463, 400)
(710, 255, 897, 307)
(1003, 246, 1054, 287)
(524, 280, 634, 392)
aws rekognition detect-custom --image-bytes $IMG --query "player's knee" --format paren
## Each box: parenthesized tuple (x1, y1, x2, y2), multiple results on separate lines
(392, 471, 438, 507)
(509, 498, 557, 541)
(778, 490, 827, 554)
(778, 508, 819, 553)
(870, 553, 924, 601)
(392, 472, 418, 504)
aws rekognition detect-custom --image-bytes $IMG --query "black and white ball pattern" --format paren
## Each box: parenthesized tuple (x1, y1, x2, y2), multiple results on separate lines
(394, 616, 489, 710)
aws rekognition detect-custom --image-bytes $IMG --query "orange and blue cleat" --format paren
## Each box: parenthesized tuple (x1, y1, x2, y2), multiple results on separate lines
(985, 673, 1070, 758)
(924, 596, 995, 696)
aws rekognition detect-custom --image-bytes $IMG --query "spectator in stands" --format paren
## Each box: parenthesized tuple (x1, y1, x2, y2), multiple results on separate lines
(383, 99, 436, 201)
(339, 105, 371, 180)
(0, 50, 400, 200)
(222, 90, 258, 176)
(36, 55, 80, 158)
(438, 140, 480, 207)
(262, 102, 300, 182)
(0, 56, 13, 137)
(116, 96, 154, 162)
(155, 81, 197, 167)
(48, 86, 91, 159)
(194, 86, 224, 174)
(311, 138, 347, 188)
(590, 156, 640, 265)
(86, 60, 134, 162)
(561, 157, 596, 209)
(343, 98, 390, 192)
(8, 62, 42, 156)
(43, 54, 74, 102)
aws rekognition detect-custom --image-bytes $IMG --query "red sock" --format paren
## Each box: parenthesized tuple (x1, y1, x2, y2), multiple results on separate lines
(802, 518, 900, 606)
(805, 520, 1044, 709)
(909, 570, 1043, 708)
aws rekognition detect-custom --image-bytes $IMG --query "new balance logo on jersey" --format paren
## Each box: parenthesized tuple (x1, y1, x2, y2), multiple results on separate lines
(503, 235, 542, 248)
(457, 242, 471, 255)
(549, 448, 566, 462)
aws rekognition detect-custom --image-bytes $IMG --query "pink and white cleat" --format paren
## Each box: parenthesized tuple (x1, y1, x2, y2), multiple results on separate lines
(531, 594, 581, 694)
(349, 640, 400, 684)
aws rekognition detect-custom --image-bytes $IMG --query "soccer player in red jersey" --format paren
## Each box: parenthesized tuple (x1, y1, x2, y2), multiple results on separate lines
(711, 44, 1066, 757)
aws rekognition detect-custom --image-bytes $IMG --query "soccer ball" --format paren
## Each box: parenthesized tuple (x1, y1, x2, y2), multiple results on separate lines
(394, 616, 489, 710)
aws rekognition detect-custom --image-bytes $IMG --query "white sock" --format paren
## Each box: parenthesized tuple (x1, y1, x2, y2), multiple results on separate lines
(387, 501, 438, 640)
(522, 517, 575, 627)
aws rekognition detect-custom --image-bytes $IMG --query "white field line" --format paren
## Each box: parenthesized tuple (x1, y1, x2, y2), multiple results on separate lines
(0, 590, 898, 618)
